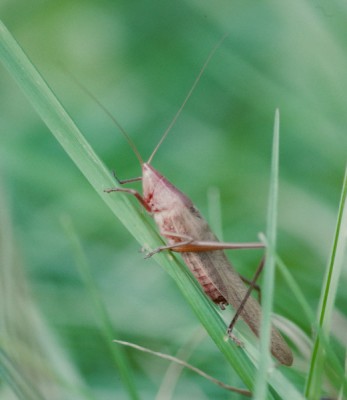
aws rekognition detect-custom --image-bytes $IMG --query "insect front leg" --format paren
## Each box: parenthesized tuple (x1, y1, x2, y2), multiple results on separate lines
(104, 187, 151, 212)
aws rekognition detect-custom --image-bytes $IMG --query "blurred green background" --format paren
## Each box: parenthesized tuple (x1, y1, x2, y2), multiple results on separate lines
(1, 0, 346, 399)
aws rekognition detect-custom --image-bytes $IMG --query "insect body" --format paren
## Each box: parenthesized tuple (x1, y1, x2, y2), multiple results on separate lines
(104, 38, 293, 366)
(106, 163, 293, 366)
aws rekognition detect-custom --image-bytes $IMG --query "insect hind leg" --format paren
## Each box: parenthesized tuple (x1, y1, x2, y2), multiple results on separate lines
(240, 275, 261, 303)
(227, 256, 265, 336)
(144, 238, 195, 258)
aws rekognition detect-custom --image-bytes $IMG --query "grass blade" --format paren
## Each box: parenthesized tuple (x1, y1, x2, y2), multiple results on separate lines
(254, 109, 280, 400)
(305, 165, 347, 399)
(113, 340, 252, 396)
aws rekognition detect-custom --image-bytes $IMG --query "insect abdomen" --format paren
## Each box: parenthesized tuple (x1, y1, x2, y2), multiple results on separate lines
(181, 252, 228, 306)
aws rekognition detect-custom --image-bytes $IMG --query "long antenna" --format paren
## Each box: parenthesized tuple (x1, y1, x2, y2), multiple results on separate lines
(92, 96, 144, 165)
(147, 33, 229, 165)
(70, 74, 143, 165)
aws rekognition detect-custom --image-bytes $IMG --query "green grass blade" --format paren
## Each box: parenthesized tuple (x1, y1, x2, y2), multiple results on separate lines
(305, 165, 347, 399)
(0, 19, 141, 399)
(254, 109, 280, 399)
(61, 216, 139, 400)
(0, 20, 302, 398)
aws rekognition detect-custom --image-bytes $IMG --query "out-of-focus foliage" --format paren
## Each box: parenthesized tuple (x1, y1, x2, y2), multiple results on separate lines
(1, 1, 346, 399)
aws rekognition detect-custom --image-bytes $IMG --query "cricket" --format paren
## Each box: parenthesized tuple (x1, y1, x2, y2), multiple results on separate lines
(104, 41, 293, 367)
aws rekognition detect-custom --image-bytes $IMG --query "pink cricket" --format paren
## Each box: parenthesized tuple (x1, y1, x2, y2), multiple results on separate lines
(106, 161, 293, 366)
(104, 38, 293, 366)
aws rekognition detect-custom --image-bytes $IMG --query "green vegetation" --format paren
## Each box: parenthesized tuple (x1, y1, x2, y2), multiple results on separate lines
(1, 1, 346, 399)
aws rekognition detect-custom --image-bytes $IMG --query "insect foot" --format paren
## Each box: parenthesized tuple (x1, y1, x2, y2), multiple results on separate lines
(144, 248, 161, 259)
(224, 332, 244, 348)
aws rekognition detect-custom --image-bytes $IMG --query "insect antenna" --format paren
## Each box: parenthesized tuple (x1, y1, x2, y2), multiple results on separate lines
(69, 73, 143, 165)
(147, 33, 229, 165)
(94, 97, 143, 165)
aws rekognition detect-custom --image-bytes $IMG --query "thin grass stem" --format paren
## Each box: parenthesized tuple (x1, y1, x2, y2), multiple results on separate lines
(254, 109, 280, 400)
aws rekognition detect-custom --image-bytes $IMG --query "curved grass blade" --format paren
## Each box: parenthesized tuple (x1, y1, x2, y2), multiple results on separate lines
(113, 340, 252, 397)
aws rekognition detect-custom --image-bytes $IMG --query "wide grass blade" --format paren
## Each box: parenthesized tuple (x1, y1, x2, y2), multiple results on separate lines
(0, 20, 302, 398)
(305, 166, 347, 399)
